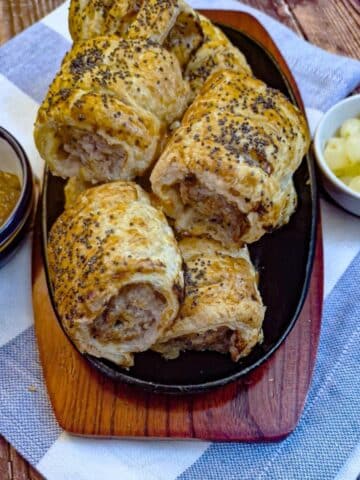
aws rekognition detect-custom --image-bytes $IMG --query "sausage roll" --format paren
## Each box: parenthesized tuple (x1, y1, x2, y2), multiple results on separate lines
(69, 0, 203, 69)
(125, 0, 180, 44)
(150, 69, 310, 246)
(47, 181, 184, 368)
(127, 0, 203, 68)
(153, 237, 265, 361)
(185, 15, 251, 98)
(69, 0, 143, 41)
(34, 37, 189, 183)
(162, 6, 203, 69)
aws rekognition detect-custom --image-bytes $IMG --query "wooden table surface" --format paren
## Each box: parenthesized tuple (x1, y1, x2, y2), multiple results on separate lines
(0, 0, 359, 478)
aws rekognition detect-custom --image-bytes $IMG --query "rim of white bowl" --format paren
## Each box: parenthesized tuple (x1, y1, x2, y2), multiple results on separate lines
(314, 94, 360, 201)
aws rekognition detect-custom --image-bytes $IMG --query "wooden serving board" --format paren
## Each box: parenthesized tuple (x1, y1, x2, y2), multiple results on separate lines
(32, 11, 324, 441)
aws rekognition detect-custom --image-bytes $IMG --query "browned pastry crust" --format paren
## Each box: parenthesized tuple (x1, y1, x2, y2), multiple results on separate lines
(34, 37, 189, 183)
(153, 237, 265, 361)
(64, 176, 93, 209)
(150, 69, 310, 246)
(125, 0, 180, 44)
(162, 7, 204, 69)
(69, 0, 204, 69)
(185, 15, 252, 98)
(47, 181, 184, 368)
(68, 1, 252, 95)
(69, 0, 143, 41)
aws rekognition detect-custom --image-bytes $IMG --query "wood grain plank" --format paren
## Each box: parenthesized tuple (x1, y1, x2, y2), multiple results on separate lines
(9, 447, 30, 480)
(0, 436, 10, 480)
(0, 435, 10, 460)
(28, 469, 44, 480)
(287, 0, 360, 58)
(0, 0, 65, 45)
(0, 458, 10, 480)
(239, 0, 303, 33)
(3, 443, 44, 480)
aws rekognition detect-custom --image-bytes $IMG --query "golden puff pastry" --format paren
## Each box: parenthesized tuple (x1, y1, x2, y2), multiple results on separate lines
(162, 5, 203, 69)
(47, 181, 184, 368)
(63, 173, 156, 210)
(64, 176, 93, 209)
(153, 237, 265, 361)
(151, 69, 310, 246)
(125, 0, 180, 44)
(185, 15, 251, 98)
(34, 37, 189, 183)
(69, 0, 142, 41)
(69, 0, 203, 69)
(127, 0, 203, 68)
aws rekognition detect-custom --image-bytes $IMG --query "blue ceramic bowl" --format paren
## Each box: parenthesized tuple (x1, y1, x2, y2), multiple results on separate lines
(0, 127, 35, 267)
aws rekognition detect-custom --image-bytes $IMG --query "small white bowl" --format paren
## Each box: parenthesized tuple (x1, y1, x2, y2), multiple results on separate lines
(314, 94, 360, 216)
(0, 127, 35, 267)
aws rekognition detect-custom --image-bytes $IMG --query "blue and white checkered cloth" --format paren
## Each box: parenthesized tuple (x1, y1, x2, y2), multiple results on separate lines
(0, 1, 359, 479)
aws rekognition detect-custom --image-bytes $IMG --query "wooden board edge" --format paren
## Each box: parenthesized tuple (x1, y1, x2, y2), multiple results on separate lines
(31, 9, 324, 441)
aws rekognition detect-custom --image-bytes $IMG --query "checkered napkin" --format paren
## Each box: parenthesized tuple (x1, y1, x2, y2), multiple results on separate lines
(0, 1, 359, 479)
